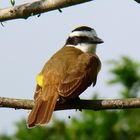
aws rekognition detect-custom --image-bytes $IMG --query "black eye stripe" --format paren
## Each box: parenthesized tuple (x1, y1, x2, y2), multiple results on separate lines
(72, 26, 93, 32)
(65, 36, 95, 46)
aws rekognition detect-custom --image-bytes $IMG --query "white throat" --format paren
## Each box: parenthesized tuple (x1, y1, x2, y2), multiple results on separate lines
(67, 43, 97, 54)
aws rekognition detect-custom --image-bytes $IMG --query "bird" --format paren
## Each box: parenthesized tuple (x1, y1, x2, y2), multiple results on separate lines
(27, 26, 103, 128)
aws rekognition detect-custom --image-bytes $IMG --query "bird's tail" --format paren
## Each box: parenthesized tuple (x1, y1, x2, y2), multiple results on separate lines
(27, 87, 58, 128)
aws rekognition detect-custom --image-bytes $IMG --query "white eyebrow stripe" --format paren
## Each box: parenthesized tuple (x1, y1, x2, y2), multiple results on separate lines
(69, 30, 97, 38)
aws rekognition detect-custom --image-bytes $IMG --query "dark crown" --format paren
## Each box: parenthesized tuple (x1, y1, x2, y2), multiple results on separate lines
(72, 26, 93, 32)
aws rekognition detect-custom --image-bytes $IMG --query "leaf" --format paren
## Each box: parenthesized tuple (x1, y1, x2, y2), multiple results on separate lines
(134, 0, 140, 3)
(58, 8, 62, 13)
(1, 22, 4, 27)
(10, 0, 15, 6)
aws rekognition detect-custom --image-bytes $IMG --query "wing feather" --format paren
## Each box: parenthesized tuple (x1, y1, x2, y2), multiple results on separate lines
(58, 53, 101, 98)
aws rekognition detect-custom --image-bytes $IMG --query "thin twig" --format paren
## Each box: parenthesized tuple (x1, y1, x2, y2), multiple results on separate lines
(0, 0, 92, 22)
(0, 97, 140, 111)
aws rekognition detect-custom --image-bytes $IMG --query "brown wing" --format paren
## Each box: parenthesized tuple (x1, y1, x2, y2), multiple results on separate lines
(58, 53, 101, 99)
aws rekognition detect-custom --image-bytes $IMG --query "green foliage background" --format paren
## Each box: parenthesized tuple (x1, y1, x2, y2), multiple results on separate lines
(1, 56, 140, 140)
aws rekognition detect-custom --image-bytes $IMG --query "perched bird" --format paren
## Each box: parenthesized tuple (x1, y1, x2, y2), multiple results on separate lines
(27, 26, 103, 128)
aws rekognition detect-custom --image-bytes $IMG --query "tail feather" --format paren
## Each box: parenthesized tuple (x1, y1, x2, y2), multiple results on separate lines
(40, 95, 58, 124)
(27, 98, 43, 127)
(35, 99, 49, 124)
(27, 91, 58, 128)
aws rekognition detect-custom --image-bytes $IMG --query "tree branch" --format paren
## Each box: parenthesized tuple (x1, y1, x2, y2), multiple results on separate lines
(1, 96, 140, 111)
(0, 0, 92, 22)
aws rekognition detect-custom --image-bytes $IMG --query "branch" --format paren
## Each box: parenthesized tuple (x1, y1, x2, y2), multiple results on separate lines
(0, 0, 92, 22)
(1, 96, 140, 111)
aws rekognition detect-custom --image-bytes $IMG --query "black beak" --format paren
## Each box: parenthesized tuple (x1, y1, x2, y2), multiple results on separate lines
(93, 36, 104, 44)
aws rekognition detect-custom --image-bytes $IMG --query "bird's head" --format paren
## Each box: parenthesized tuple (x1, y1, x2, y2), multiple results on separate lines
(65, 26, 103, 53)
